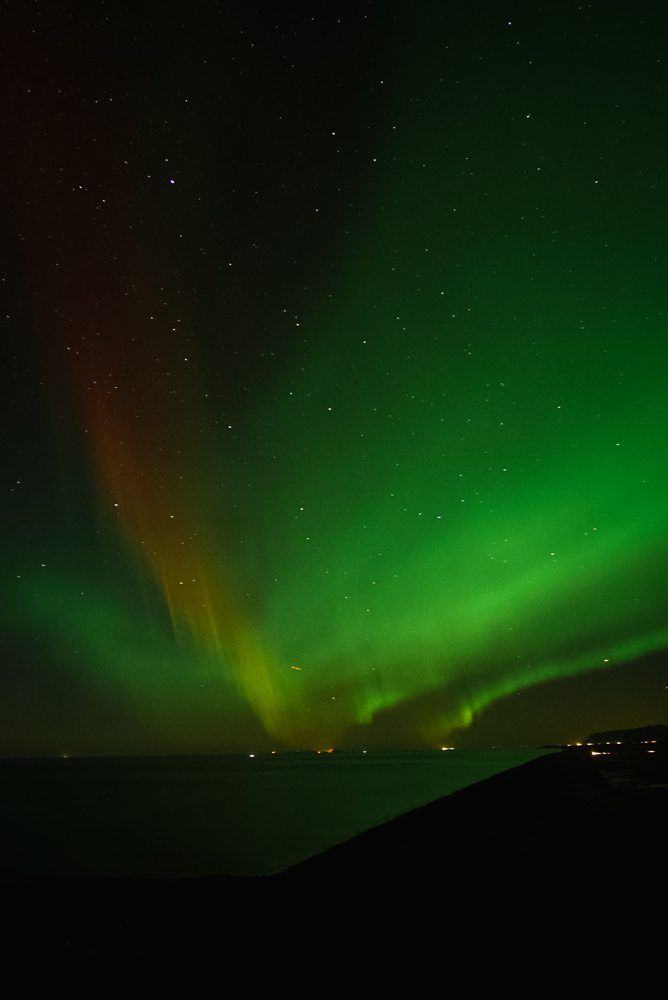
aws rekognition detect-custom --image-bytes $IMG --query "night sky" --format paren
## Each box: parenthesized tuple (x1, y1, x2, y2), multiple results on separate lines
(2, 1, 667, 756)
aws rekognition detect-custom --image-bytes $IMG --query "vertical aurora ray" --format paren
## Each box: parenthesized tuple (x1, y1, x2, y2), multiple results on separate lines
(65, 293, 299, 740)
(2, 4, 667, 753)
(0, 33, 296, 744)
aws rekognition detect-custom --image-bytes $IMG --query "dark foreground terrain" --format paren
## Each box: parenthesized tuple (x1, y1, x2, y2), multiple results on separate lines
(2, 743, 665, 967)
(283, 740, 667, 888)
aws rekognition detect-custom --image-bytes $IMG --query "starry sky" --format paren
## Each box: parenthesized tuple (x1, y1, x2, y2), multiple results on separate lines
(1, 1, 667, 756)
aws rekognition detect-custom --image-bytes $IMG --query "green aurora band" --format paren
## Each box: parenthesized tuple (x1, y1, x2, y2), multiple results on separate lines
(3, 7, 668, 752)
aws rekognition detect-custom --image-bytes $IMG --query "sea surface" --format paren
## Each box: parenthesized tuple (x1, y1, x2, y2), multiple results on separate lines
(0, 749, 551, 878)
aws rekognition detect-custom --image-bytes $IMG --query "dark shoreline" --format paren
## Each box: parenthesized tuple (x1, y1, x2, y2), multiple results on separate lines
(3, 746, 665, 885)
(2, 746, 665, 961)
(280, 743, 667, 894)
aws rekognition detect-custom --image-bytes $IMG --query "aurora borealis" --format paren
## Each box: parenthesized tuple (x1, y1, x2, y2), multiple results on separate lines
(2, 2, 667, 755)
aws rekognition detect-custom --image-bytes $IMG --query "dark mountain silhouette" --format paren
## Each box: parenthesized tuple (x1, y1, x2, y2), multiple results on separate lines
(586, 724, 668, 743)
